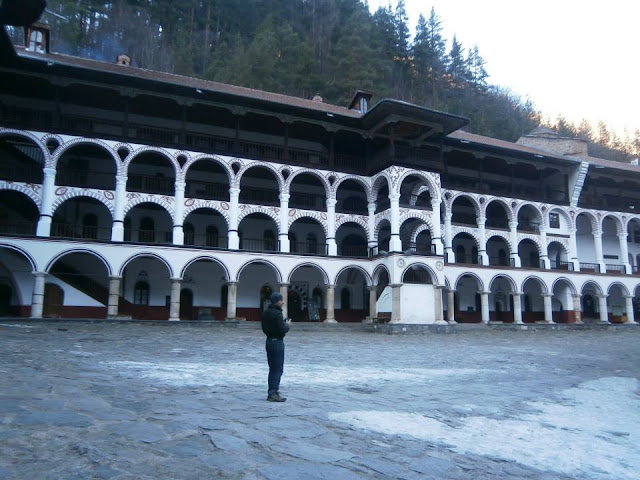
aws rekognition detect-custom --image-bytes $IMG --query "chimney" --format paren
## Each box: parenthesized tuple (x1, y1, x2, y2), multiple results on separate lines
(116, 53, 131, 66)
(24, 22, 50, 53)
(348, 89, 373, 114)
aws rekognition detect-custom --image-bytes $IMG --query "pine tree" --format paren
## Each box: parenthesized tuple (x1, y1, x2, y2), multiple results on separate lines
(412, 8, 447, 107)
(446, 35, 466, 87)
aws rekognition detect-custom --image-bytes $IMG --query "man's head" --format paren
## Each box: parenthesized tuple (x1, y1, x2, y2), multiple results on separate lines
(269, 292, 283, 305)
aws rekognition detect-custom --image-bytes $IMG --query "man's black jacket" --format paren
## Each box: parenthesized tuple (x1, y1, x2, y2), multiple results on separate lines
(261, 304, 290, 339)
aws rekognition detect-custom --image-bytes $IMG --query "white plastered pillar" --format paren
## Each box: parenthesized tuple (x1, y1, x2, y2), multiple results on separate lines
(477, 215, 488, 265)
(228, 187, 240, 249)
(389, 284, 402, 323)
(444, 212, 454, 262)
(431, 197, 443, 255)
(480, 291, 490, 324)
(366, 285, 377, 323)
(226, 281, 238, 321)
(324, 284, 336, 323)
(279, 283, 289, 319)
(447, 289, 456, 323)
(434, 286, 445, 323)
(367, 202, 377, 255)
(569, 227, 580, 271)
(30, 272, 46, 318)
(597, 294, 609, 323)
(36, 167, 56, 236)
(539, 227, 550, 268)
(168, 278, 181, 321)
(279, 193, 290, 253)
(512, 292, 523, 324)
(172, 181, 186, 246)
(389, 193, 402, 252)
(111, 175, 127, 241)
(572, 294, 583, 324)
(107, 276, 121, 317)
(542, 293, 554, 324)
(326, 197, 337, 256)
(509, 221, 521, 267)
(593, 230, 606, 273)
(624, 296, 636, 324)
(618, 233, 631, 274)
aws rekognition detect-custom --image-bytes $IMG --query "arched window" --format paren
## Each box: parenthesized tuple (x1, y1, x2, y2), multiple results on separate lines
(139, 217, 155, 242)
(341, 287, 351, 309)
(82, 213, 98, 239)
(134, 281, 149, 305)
(183, 222, 195, 245)
(206, 225, 218, 247)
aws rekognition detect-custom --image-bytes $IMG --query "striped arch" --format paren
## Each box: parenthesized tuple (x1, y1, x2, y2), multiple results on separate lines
(448, 192, 482, 218)
(410, 223, 434, 243)
(0, 128, 50, 165)
(574, 209, 599, 231)
(372, 264, 390, 285)
(521, 275, 549, 294)
(45, 248, 113, 276)
(336, 214, 369, 235)
(486, 231, 513, 250)
(332, 174, 372, 202)
(288, 211, 329, 237)
(286, 168, 331, 198)
(333, 264, 372, 286)
(182, 154, 234, 185)
(52, 137, 121, 173)
(288, 262, 330, 285)
(580, 280, 603, 295)
(514, 201, 543, 223)
(182, 201, 230, 227)
(123, 195, 174, 217)
(548, 206, 572, 229)
(119, 252, 174, 278)
(397, 170, 439, 201)
(516, 234, 544, 255)
(450, 226, 481, 245)
(623, 214, 640, 231)
(0, 242, 37, 272)
(454, 272, 484, 291)
(172, 150, 192, 182)
(236, 258, 283, 283)
(237, 205, 280, 225)
(0, 182, 42, 209)
(51, 189, 115, 216)
(546, 237, 569, 254)
(236, 161, 284, 191)
(180, 256, 230, 281)
(124, 146, 178, 175)
(483, 197, 514, 222)
(371, 172, 391, 199)
(401, 261, 438, 285)
(607, 281, 630, 296)
(400, 211, 434, 229)
(600, 213, 624, 235)
(488, 274, 518, 292)
(551, 277, 577, 295)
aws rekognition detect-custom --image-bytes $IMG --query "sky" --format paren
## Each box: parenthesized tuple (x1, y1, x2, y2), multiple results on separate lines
(368, 0, 640, 137)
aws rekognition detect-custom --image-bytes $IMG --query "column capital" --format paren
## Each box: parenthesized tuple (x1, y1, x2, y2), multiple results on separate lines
(108, 275, 123, 281)
(278, 282, 290, 288)
(593, 229, 602, 237)
(511, 291, 523, 297)
(617, 232, 628, 239)
(229, 187, 240, 196)
(33, 271, 47, 278)
(279, 193, 290, 202)
(388, 192, 400, 201)
(597, 293, 608, 299)
(542, 293, 554, 298)
(43, 167, 56, 176)
(367, 284, 377, 292)
(572, 293, 582, 299)
(480, 290, 490, 296)
(174, 180, 186, 190)
(326, 198, 337, 207)
(225, 280, 238, 286)
(170, 277, 183, 283)
(623, 295, 635, 299)
(116, 175, 128, 185)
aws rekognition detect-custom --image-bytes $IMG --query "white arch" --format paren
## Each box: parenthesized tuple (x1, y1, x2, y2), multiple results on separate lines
(486, 232, 512, 250)
(51, 190, 115, 216)
(0, 128, 49, 166)
(288, 212, 329, 237)
(454, 272, 484, 291)
(521, 275, 548, 294)
(286, 168, 331, 198)
(182, 154, 234, 186)
(514, 201, 543, 224)
(551, 277, 577, 295)
(180, 256, 230, 281)
(580, 280, 603, 295)
(517, 236, 543, 256)
(236, 162, 284, 191)
(182, 203, 230, 229)
(52, 137, 121, 173)
(124, 146, 179, 176)
(607, 282, 630, 296)
(401, 262, 437, 285)
(236, 259, 282, 283)
(0, 243, 37, 272)
(288, 262, 330, 285)
(397, 170, 439, 201)
(237, 206, 280, 225)
(600, 213, 624, 235)
(45, 248, 113, 276)
(483, 197, 514, 222)
(372, 264, 390, 285)
(123, 196, 174, 217)
(336, 215, 369, 235)
(488, 274, 517, 292)
(119, 252, 174, 278)
(334, 264, 372, 286)
(333, 175, 372, 202)
(410, 223, 434, 243)
(0, 182, 42, 209)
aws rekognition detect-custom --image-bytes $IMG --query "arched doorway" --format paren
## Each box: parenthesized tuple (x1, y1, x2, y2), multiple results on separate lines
(287, 290, 302, 322)
(43, 283, 64, 318)
(179, 288, 193, 320)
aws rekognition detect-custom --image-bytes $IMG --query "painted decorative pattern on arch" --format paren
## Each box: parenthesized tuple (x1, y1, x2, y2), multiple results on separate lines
(288, 210, 329, 237)
(237, 204, 280, 224)
(182, 199, 230, 225)
(51, 187, 115, 215)
(0, 181, 42, 209)
(335, 214, 369, 235)
(122, 193, 174, 216)
(51, 137, 121, 172)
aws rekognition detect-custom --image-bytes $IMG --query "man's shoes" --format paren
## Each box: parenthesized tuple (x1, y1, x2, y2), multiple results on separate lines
(267, 392, 287, 402)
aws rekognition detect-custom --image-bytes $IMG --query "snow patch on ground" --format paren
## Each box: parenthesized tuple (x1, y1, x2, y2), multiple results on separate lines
(329, 377, 640, 480)
(0, 324, 33, 328)
(103, 361, 486, 387)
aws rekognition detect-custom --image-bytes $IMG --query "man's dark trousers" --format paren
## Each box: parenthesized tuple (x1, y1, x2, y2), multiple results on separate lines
(266, 338, 285, 394)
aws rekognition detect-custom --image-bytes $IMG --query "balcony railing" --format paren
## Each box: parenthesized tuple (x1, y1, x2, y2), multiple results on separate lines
(338, 245, 369, 258)
(185, 181, 228, 201)
(451, 213, 477, 226)
(455, 254, 481, 265)
(50, 223, 111, 241)
(605, 264, 626, 274)
(0, 165, 42, 183)
(406, 243, 437, 256)
(127, 174, 174, 195)
(289, 242, 326, 255)
(183, 234, 228, 249)
(399, 194, 432, 210)
(488, 256, 515, 267)
(518, 222, 540, 233)
(125, 228, 173, 244)
(239, 238, 278, 252)
(485, 219, 509, 229)
(56, 167, 115, 190)
(239, 187, 279, 206)
(580, 262, 601, 273)
(0, 222, 36, 235)
(289, 192, 326, 211)
(550, 260, 574, 271)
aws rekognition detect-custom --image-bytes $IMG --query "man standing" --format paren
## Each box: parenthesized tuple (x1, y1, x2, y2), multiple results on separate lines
(260, 292, 290, 402)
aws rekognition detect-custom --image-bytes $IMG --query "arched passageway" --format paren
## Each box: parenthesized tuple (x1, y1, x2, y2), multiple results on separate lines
(236, 261, 280, 322)
(454, 274, 482, 323)
(335, 267, 368, 322)
(120, 255, 172, 320)
(52, 197, 112, 241)
(0, 247, 34, 317)
(0, 191, 39, 236)
(289, 265, 327, 322)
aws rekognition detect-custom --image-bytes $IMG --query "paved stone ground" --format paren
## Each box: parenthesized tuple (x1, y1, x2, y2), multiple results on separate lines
(1, 321, 638, 480)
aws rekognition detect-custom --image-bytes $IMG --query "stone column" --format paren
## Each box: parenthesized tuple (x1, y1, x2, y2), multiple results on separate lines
(324, 284, 336, 323)
(168, 278, 181, 321)
(226, 281, 237, 321)
(279, 193, 290, 253)
(539, 227, 550, 268)
(597, 294, 609, 323)
(509, 221, 521, 267)
(431, 197, 443, 255)
(111, 175, 127, 242)
(447, 289, 456, 323)
(172, 181, 186, 245)
(569, 227, 580, 271)
(389, 193, 402, 252)
(618, 233, 631, 274)
(36, 167, 56, 236)
(593, 230, 605, 272)
(228, 187, 240, 249)
(107, 276, 121, 317)
(367, 202, 377, 256)
(326, 198, 337, 256)
(572, 294, 583, 324)
(390, 284, 402, 323)
(444, 212, 454, 262)
(480, 291, 490, 324)
(279, 283, 289, 320)
(366, 285, 377, 323)
(512, 292, 523, 324)
(542, 293, 554, 323)
(434, 286, 444, 323)
(624, 296, 636, 324)
(30, 272, 46, 318)
(477, 216, 488, 265)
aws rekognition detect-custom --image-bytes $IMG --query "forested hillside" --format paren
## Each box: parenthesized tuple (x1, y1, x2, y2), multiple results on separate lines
(10, 0, 639, 160)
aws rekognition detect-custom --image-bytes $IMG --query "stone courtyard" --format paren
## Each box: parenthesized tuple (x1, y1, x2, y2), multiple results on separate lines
(0, 321, 638, 479)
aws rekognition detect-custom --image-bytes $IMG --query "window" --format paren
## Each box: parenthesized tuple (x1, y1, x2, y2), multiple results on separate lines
(133, 281, 149, 305)
(549, 213, 560, 229)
